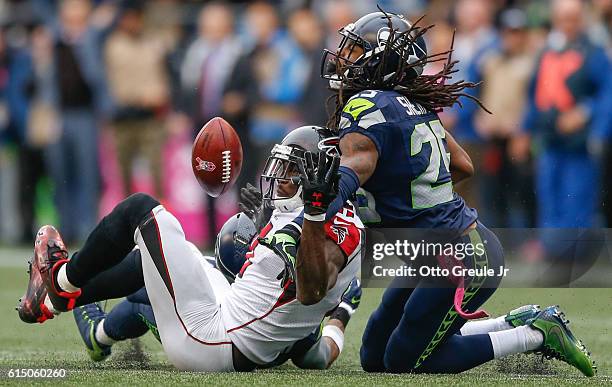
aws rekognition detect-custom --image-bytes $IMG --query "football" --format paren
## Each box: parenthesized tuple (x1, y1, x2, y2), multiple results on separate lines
(191, 117, 243, 197)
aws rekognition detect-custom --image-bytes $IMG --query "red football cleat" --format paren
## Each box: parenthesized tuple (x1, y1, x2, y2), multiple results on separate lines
(17, 259, 54, 324)
(17, 226, 81, 322)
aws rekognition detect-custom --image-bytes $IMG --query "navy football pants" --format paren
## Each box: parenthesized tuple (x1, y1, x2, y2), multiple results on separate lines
(360, 222, 504, 373)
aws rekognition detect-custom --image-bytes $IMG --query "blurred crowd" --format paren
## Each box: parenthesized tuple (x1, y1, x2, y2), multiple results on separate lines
(0, 0, 611, 247)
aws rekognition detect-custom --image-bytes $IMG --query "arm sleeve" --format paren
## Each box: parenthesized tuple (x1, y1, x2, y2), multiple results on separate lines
(324, 166, 361, 221)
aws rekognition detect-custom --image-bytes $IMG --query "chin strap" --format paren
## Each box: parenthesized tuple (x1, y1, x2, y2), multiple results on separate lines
(274, 186, 303, 213)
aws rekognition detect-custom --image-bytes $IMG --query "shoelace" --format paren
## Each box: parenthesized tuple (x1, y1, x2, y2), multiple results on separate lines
(49, 246, 68, 262)
(39, 244, 68, 274)
(80, 304, 106, 321)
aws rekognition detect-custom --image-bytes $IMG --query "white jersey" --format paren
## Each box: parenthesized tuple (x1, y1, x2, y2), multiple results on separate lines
(221, 204, 363, 365)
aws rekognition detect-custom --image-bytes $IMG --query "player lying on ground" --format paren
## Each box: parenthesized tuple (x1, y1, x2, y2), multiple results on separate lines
(71, 214, 361, 367)
(267, 10, 595, 376)
(17, 125, 364, 371)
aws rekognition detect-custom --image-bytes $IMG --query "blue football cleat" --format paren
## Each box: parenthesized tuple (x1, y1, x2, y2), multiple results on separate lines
(529, 305, 596, 377)
(339, 277, 362, 314)
(73, 303, 112, 362)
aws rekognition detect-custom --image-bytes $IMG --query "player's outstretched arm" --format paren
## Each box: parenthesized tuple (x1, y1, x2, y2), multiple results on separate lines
(445, 129, 474, 183)
(297, 223, 346, 305)
(294, 152, 343, 305)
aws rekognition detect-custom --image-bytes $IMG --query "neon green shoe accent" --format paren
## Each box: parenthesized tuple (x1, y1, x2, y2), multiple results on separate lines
(138, 313, 161, 343)
(505, 304, 541, 328)
(530, 306, 596, 377)
(87, 322, 110, 362)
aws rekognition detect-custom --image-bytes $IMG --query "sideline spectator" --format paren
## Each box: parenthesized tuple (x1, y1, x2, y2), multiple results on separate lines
(223, 1, 308, 185)
(105, 0, 170, 199)
(523, 0, 611, 228)
(472, 9, 536, 227)
(180, 2, 241, 129)
(45, 0, 112, 243)
(289, 8, 329, 126)
(0, 25, 35, 242)
(446, 0, 499, 211)
(178, 1, 242, 246)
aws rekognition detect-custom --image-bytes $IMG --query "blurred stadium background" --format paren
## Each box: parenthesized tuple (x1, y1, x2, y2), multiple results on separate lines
(0, 0, 611, 383)
(0, 0, 611, 250)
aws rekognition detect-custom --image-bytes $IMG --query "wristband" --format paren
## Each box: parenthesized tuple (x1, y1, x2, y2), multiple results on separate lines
(304, 213, 326, 222)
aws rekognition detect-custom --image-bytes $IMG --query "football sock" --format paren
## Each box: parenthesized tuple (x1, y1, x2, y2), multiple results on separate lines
(95, 319, 116, 346)
(43, 295, 59, 315)
(57, 263, 80, 293)
(460, 316, 512, 335)
(488, 326, 543, 359)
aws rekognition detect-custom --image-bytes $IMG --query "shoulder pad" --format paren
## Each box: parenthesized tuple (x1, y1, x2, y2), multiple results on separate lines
(341, 90, 391, 130)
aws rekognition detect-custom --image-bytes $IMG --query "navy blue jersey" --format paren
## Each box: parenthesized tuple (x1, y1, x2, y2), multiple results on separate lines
(340, 89, 478, 231)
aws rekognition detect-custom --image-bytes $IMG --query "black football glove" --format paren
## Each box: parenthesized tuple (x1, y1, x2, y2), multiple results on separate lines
(239, 183, 271, 231)
(293, 151, 341, 222)
(259, 223, 300, 287)
(239, 183, 262, 218)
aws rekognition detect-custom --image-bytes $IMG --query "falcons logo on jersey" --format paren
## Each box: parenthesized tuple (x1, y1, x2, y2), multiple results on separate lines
(331, 225, 348, 244)
(331, 217, 351, 244)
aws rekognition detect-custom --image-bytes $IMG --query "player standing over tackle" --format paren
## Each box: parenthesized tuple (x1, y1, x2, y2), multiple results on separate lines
(274, 10, 595, 376)
(17, 126, 363, 372)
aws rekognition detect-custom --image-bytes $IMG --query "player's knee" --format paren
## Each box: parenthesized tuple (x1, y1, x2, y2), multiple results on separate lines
(360, 310, 388, 372)
(360, 345, 386, 372)
(126, 286, 149, 304)
(382, 324, 419, 373)
(125, 193, 160, 214)
(119, 193, 160, 227)
(383, 350, 415, 373)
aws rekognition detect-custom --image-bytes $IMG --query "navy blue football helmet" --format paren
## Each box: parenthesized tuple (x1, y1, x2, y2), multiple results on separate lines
(321, 11, 427, 89)
(215, 212, 257, 283)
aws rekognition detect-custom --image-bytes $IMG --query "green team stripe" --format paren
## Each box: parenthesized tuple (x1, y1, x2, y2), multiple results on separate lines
(467, 227, 488, 289)
(413, 227, 490, 369)
(138, 313, 161, 342)
(343, 98, 375, 120)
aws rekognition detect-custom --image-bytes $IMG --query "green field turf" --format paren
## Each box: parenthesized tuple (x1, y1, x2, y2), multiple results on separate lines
(1, 247, 610, 386)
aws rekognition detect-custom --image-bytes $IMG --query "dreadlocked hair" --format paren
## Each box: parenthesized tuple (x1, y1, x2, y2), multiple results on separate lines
(326, 12, 490, 132)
